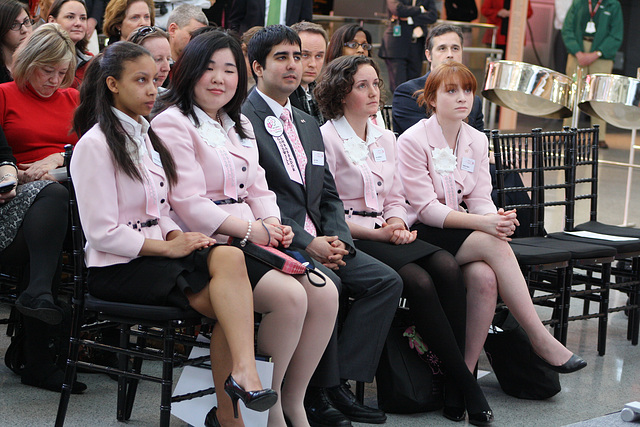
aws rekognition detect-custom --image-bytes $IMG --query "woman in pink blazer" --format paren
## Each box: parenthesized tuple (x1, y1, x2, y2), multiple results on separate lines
(316, 55, 492, 425)
(151, 31, 338, 427)
(71, 42, 277, 424)
(397, 62, 586, 383)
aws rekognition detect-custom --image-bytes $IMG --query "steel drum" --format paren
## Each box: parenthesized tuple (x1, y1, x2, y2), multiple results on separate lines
(578, 73, 640, 130)
(482, 60, 575, 119)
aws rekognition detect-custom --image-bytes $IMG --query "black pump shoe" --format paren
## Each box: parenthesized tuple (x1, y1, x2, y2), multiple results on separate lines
(442, 406, 466, 422)
(204, 407, 221, 427)
(224, 374, 278, 418)
(538, 353, 587, 374)
(468, 410, 494, 426)
(15, 293, 64, 325)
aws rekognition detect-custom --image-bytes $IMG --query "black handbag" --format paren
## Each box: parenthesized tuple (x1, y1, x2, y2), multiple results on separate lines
(484, 309, 561, 399)
(376, 322, 445, 413)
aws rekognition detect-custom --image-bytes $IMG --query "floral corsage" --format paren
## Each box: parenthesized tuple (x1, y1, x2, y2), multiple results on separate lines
(431, 146, 457, 175)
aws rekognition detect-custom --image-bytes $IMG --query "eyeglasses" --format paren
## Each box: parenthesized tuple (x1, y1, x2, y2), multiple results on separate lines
(10, 18, 35, 31)
(344, 41, 372, 51)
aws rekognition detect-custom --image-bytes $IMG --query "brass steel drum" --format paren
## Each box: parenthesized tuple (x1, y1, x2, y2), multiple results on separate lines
(482, 60, 574, 119)
(579, 73, 640, 130)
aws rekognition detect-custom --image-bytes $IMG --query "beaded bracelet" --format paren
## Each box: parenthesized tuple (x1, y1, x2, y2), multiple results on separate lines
(240, 221, 252, 247)
(0, 173, 17, 182)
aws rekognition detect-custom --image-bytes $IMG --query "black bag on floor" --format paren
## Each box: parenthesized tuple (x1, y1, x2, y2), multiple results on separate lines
(484, 309, 561, 399)
(376, 323, 444, 413)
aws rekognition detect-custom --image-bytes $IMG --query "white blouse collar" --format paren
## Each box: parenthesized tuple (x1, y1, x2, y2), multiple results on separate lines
(191, 106, 236, 148)
(111, 107, 149, 161)
(332, 116, 382, 165)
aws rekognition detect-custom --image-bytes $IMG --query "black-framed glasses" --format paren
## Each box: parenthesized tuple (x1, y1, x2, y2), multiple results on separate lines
(344, 41, 372, 51)
(10, 18, 35, 31)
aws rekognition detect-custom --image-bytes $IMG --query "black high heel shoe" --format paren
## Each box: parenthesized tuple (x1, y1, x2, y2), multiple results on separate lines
(224, 374, 278, 418)
(442, 406, 466, 422)
(204, 407, 221, 427)
(536, 353, 587, 374)
(468, 409, 494, 426)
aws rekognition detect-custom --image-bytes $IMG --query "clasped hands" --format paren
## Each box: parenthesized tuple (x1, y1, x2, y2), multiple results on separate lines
(484, 208, 519, 241)
(18, 153, 64, 183)
(252, 219, 294, 248)
(575, 51, 600, 68)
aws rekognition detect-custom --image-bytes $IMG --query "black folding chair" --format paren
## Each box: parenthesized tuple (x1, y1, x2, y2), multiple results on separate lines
(551, 126, 640, 347)
(55, 145, 215, 427)
(380, 104, 394, 132)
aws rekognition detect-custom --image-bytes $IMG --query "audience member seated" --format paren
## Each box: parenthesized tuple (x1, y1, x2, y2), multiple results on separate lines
(243, 25, 403, 426)
(166, 4, 208, 62)
(0, 25, 86, 394)
(102, 0, 154, 44)
(325, 23, 373, 64)
(72, 40, 278, 425)
(152, 30, 338, 427)
(127, 25, 171, 91)
(393, 24, 484, 135)
(396, 64, 587, 414)
(290, 21, 326, 125)
(0, 23, 78, 183)
(0, 0, 33, 83)
(47, 0, 93, 88)
(316, 54, 493, 424)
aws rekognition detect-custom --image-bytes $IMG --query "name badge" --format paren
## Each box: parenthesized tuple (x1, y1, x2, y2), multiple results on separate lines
(585, 20, 596, 34)
(264, 116, 284, 137)
(312, 150, 325, 166)
(373, 147, 386, 162)
(151, 150, 163, 167)
(461, 157, 475, 173)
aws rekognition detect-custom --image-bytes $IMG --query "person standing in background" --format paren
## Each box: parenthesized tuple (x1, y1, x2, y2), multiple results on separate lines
(228, 0, 312, 35)
(562, 0, 623, 149)
(378, 0, 437, 92)
(481, 0, 533, 53)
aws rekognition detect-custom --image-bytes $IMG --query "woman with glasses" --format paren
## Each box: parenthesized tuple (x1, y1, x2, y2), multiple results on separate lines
(325, 24, 373, 64)
(103, 0, 154, 44)
(47, 0, 93, 89)
(152, 30, 338, 427)
(0, 0, 34, 83)
(128, 26, 172, 90)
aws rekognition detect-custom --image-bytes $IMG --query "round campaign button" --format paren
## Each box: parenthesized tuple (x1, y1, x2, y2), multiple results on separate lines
(264, 116, 284, 137)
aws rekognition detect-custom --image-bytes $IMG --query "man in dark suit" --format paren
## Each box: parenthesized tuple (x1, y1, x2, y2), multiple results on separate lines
(378, 0, 438, 92)
(392, 23, 484, 134)
(228, 0, 313, 35)
(243, 25, 403, 426)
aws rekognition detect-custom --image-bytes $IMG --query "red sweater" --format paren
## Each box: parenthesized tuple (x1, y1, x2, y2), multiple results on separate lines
(0, 81, 79, 164)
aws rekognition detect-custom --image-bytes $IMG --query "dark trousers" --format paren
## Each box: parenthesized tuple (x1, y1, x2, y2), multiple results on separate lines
(384, 42, 424, 92)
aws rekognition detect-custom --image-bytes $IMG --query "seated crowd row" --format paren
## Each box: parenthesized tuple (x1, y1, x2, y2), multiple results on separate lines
(0, 3, 586, 426)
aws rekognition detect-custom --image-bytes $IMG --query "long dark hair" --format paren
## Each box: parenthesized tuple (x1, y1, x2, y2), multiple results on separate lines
(74, 41, 177, 186)
(158, 29, 249, 139)
(0, 0, 30, 77)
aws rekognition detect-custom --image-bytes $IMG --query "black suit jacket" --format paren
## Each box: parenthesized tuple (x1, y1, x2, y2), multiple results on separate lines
(378, 0, 437, 59)
(228, 0, 313, 34)
(242, 90, 354, 251)
(289, 83, 324, 126)
(392, 71, 484, 134)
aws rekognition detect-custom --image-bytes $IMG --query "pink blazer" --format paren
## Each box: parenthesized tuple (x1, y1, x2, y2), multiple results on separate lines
(151, 106, 280, 241)
(321, 118, 408, 230)
(71, 123, 180, 267)
(397, 115, 496, 228)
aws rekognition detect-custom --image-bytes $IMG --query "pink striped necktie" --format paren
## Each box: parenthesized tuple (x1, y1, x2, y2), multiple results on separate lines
(280, 109, 316, 236)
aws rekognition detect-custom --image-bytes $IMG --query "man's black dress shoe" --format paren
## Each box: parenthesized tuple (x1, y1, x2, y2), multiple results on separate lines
(468, 410, 494, 426)
(326, 382, 386, 424)
(15, 293, 64, 325)
(537, 353, 587, 374)
(443, 406, 466, 422)
(304, 387, 352, 427)
(204, 407, 221, 427)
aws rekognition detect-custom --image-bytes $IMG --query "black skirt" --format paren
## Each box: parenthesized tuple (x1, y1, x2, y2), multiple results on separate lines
(410, 223, 474, 256)
(87, 245, 272, 309)
(354, 238, 442, 271)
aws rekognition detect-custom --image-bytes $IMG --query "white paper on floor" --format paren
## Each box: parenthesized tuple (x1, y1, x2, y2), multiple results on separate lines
(171, 336, 273, 427)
